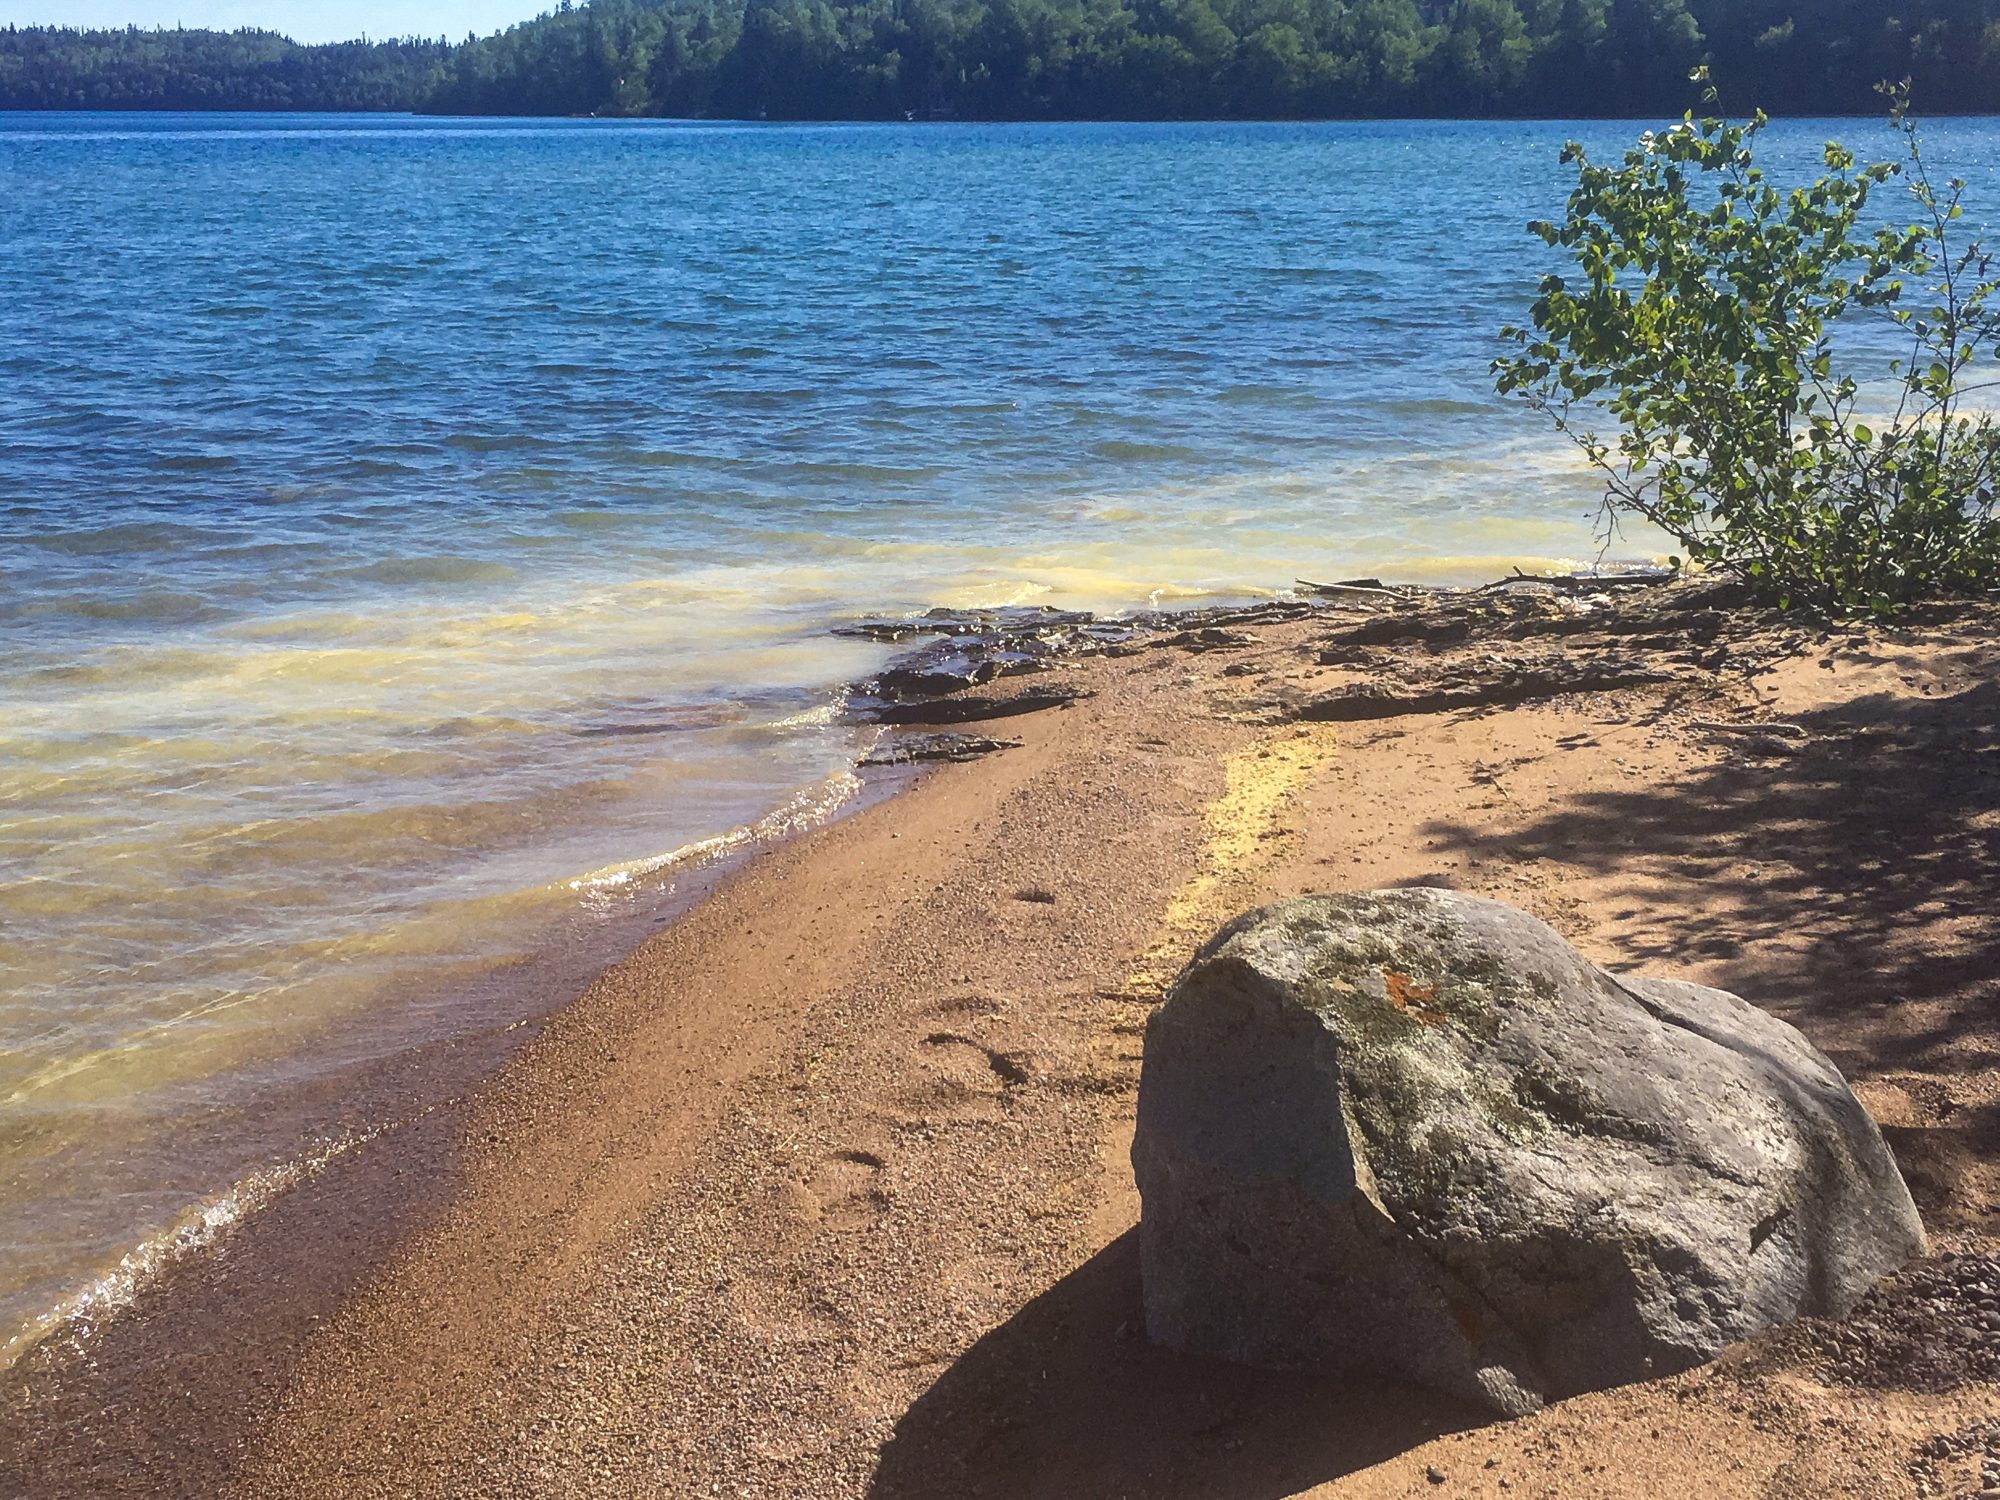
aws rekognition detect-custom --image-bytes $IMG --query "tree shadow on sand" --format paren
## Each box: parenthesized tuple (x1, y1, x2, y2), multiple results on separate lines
(870, 1229, 1479, 1500)
(1427, 677, 2000, 1067)
(1413, 674, 2000, 1234)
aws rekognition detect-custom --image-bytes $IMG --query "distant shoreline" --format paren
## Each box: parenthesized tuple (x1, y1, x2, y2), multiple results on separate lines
(11, 3, 1999, 123)
(11, 106, 2000, 121)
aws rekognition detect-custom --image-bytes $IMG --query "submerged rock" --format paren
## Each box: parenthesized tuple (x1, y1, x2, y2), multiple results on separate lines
(1131, 888, 1925, 1416)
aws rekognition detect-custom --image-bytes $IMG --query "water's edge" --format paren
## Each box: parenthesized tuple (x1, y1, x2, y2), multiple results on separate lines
(0, 745, 911, 1378)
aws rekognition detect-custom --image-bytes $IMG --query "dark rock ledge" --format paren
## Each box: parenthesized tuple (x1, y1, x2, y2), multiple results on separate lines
(838, 571, 1686, 753)
(840, 597, 1332, 742)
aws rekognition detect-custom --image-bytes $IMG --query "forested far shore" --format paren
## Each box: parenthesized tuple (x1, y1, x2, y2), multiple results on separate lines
(0, 28, 451, 112)
(5, 0, 2000, 120)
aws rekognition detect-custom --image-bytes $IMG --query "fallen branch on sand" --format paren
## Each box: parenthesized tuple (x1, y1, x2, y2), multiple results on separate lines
(1691, 719, 1810, 740)
(1288, 657, 1682, 722)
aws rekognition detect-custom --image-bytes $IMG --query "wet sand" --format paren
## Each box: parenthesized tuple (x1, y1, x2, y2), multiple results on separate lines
(4, 582, 1997, 1498)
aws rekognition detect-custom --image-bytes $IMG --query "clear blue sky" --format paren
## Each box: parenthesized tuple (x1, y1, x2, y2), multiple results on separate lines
(0, 0, 541, 42)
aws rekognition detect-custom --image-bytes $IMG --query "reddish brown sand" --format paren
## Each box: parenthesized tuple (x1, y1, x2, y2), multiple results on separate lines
(3, 586, 1996, 1498)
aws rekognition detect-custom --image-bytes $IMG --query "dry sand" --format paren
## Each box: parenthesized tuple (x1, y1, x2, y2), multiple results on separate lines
(4, 582, 1997, 1498)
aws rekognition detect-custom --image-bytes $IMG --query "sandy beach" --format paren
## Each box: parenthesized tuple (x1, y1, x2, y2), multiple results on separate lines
(4, 579, 1997, 1498)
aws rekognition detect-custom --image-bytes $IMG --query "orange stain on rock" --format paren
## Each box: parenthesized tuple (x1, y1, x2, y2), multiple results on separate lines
(1383, 970, 1446, 1026)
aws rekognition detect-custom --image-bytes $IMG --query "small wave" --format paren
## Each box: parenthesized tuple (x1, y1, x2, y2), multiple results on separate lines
(0, 1126, 378, 1374)
(756, 459, 944, 484)
(945, 579, 1054, 609)
(339, 556, 519, 586)
(21, 521, 230, 555)
(1214, 385, 1319, 408)
(770, 701, 841, 729)
(58, 592, 225, 627)
(441, 432, 558, 454)
(1093, 440, 1202, 462)
(565, 770, 862, 896)
(1385, 397, 1501, 417)
(711, 387, 820, 410)
(571, 702, 748, 737)
(605, 447, 723, 470)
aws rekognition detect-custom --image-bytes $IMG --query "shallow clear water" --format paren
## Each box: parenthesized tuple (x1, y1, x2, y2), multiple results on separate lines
(4, 110, 1996, 1359)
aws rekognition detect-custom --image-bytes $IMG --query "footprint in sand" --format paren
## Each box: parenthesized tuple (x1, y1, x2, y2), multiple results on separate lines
(805, 1147, 888, 1231)
(921, 1031, 1030, 1087)
(882, 1030, 1029, 1128)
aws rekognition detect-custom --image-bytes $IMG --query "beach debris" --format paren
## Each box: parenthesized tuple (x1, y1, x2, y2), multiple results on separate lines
(1473, 568, 1676, 596)
(844, 570, 1687, 729)
(1689, 719, 1813, 757)
(1295, 578, 1418, 608)
(1691, 719, 1810, 740)
(849, 600, 1301, 724)
(1312, 591, 1725, 662)
(858, 732, 1022, 765)
(1288, 653, 1681, 721)
(1167, 600, 1319, 629)
(834, 604, 1100, 642)
(1483, 577, 1560, 600)
(1131, 888, 1926, 1416)
(1154, 627, 1261, 652)
(870, 686, 1092, 725)
(849, 611, 1147, 719)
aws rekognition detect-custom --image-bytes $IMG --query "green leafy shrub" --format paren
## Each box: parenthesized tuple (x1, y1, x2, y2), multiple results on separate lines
(1495, 80, 2000, 614)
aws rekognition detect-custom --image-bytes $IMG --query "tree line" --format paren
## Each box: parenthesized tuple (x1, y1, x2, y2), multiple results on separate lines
(5, 0, 1999, 120)
(0, 26, 449, 111)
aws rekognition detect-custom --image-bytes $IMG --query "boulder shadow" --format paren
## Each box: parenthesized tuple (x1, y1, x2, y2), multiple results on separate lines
(869, 1228, 1480, 1500)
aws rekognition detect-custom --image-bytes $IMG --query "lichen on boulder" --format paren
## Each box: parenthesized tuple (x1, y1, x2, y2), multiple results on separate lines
(1130, 888, 1927, 1416)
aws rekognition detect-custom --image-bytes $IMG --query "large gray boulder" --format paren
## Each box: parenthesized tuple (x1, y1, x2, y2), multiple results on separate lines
(1131, 888, 1926, 1416)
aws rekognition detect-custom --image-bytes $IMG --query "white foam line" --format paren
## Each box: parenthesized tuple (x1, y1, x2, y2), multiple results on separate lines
(3, 762, 877, 1373)
(564, 768, 864, 897)
(1, 1122, 385, 1374)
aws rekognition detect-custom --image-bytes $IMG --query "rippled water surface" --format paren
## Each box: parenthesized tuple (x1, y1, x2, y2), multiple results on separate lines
(5, 111, 1997, 1358)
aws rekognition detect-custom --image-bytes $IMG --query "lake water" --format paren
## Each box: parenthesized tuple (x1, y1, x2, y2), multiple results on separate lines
(3, 110, 1991, 1362)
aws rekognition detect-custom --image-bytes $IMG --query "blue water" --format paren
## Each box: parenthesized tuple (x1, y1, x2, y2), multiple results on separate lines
(3, 110, 1994, 1359)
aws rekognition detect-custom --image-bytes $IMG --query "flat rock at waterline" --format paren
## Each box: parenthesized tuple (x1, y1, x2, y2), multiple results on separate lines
(858, 731, 1021, 765)
(867, 685, 1091, 725)
(1130, 888, 1927, 1417)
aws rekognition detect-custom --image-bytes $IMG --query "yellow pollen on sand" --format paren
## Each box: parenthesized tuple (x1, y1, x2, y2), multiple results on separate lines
(1125, 723, 1341, 995)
